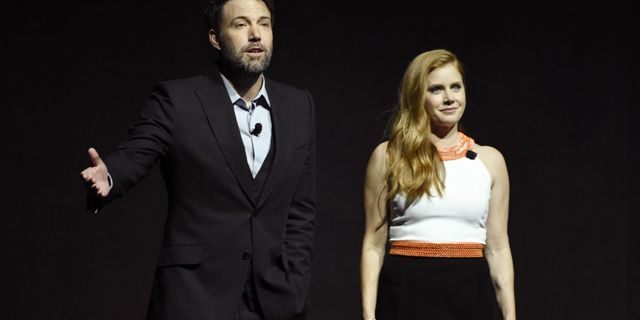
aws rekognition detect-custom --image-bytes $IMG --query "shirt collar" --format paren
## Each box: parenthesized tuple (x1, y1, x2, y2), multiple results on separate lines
(220, 73, 271, 110)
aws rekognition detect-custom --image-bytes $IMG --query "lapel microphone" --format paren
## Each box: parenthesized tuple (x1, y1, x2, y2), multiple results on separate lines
(251, 123, 262, 136)
(465, 150, 477, 160)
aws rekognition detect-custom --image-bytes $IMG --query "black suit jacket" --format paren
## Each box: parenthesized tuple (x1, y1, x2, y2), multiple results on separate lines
(102, 68, 316, 320)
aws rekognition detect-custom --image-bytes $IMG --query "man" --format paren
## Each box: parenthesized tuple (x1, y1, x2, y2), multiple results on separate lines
(80, 0, 316, 319)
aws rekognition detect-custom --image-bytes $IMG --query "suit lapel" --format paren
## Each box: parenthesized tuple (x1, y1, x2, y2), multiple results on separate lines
(195, 69, 255, 206)
(257, 81, 292, 209)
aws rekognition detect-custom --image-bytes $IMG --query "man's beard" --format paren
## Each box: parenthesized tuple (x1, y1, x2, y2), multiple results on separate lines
(219, 36, 272, 76)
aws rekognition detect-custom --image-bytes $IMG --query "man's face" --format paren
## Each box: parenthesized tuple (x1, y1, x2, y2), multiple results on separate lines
(211, 0, 273, 75)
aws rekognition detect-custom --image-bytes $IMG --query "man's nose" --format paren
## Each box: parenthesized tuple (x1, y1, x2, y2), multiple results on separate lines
(249, 25, 261, 41)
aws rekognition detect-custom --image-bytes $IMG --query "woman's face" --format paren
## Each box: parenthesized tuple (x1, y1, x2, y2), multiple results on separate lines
(424, 63, 466, 128)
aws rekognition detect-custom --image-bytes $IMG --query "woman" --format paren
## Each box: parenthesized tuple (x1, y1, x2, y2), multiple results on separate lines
(360, 49, 515, 320)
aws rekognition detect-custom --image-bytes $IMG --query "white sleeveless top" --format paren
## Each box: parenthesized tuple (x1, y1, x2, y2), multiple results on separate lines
(388, 156, 492, 244)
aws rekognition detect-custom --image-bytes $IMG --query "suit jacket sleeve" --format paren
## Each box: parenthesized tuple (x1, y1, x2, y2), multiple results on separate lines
(284, 90, 317, 297)
(102, 83, 175, 203)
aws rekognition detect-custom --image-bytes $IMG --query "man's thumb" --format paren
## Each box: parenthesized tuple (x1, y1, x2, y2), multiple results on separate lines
(88, 148, 103, 166)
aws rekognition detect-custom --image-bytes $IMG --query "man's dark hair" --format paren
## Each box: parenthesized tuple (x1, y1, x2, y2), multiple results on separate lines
(204, 0, 275, 33)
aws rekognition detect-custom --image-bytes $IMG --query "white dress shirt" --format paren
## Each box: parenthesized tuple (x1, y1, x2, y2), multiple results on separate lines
(220, 74, 272, 178)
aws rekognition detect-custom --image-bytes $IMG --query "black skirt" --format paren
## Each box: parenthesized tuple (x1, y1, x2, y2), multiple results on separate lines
(377, 254, 502, 320)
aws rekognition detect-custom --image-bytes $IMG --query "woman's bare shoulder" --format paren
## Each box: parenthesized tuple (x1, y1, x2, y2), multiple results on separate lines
(473, 144, 507, 176)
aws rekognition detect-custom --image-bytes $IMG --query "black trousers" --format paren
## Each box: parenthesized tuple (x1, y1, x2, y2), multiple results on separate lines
(377, 255, 502, 320)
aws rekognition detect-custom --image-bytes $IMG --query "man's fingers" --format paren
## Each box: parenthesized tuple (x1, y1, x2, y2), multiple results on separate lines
(97, 187, 109, 197)
(81, 167, 96, 181)
(81, 168, 94, 181)
(88, 148, 104, 166)
(92, 182, 109, 197)
(82, 148, 110, 198)
(81, 167, 106, 188)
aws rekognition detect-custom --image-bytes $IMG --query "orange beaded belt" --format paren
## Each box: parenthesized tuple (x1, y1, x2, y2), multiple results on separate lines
(390, 241, 485, 258)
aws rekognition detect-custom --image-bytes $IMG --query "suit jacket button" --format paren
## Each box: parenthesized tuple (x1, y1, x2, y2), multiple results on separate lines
(243, 250, 252, 260)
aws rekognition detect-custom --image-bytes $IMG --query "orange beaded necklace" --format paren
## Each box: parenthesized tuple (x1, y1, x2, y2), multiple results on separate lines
(436, 132, 475, 161)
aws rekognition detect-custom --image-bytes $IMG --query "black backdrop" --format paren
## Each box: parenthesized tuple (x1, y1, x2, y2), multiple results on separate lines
(4, 1, 634, 319)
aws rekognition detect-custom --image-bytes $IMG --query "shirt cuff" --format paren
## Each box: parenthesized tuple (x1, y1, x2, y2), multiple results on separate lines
(107, 173, 113, 190)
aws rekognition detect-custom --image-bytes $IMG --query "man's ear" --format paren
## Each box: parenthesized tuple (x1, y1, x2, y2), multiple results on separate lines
(208, 29, 221, 50)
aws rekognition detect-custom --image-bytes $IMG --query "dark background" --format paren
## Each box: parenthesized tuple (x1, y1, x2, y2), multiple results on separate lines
(4, 0, 633, 319)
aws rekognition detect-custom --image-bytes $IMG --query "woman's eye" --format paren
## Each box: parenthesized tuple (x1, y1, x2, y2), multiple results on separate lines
(429, 86, 443, 93)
